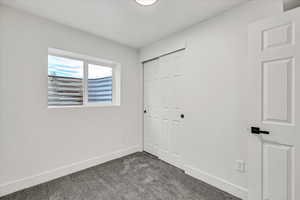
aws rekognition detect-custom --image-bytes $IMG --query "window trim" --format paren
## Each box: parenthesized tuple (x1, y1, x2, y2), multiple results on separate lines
(48, 48, 121, 108)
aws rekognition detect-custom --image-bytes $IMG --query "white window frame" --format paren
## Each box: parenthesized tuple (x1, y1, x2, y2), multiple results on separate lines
(48, 48, 121, 108)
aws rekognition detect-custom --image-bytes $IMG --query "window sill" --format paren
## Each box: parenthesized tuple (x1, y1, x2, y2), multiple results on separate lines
(48, 103, 120, 109)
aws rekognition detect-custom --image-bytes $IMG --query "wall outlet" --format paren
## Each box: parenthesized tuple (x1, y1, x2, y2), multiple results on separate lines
(235, 160, 246, 173)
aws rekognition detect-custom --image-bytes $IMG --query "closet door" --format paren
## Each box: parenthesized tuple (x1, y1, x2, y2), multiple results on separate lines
(144, 59, 160, 156)
(144, 50, 185, 169)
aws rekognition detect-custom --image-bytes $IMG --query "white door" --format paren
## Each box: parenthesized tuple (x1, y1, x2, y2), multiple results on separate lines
(144, 58, 160, 156)
(248, 8, 300, 200)
(144, 50, 185, 169)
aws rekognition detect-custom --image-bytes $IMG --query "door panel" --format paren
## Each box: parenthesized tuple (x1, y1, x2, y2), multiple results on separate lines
(262, 58, 294, 124)
(248, 7, 300, 200)
(144, 59, 159, 155)
(143, 50, 185, 170)
(263, 143, 293, 200)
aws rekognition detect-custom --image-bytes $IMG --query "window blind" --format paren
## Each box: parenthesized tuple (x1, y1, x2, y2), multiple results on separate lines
(88, 76, 112, 103)
(48, 75, 83, 106)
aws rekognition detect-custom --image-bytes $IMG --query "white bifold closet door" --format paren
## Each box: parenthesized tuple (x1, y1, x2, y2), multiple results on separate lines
(144, 50, 185, 169)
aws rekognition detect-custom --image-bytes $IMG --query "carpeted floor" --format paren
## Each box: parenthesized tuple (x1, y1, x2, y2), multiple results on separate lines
(0, 152, 241, 200)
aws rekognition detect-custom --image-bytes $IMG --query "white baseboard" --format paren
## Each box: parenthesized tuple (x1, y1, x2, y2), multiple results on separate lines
(184, 164, 248, 200)
(0, 145, 142, 197)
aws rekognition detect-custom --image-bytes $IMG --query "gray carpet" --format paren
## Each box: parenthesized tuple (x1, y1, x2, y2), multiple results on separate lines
(0, 152, 241, 200)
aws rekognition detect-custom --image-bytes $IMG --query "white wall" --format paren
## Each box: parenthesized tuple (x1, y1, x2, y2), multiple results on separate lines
(0, 6, 143, 196)
(140, 0, 283, 199)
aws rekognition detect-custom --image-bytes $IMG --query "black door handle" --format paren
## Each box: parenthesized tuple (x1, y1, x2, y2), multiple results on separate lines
(251, 127, 270, 135)
(180, 114, 184, 119)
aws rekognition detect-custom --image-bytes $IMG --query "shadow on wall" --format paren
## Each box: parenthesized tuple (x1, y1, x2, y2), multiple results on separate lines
(284, 0, 300, 11)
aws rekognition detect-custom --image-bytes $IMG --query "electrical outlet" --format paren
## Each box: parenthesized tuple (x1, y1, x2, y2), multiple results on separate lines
(235, 160, 246, 173)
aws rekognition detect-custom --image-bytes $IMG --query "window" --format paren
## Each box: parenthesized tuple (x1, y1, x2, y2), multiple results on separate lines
(88, 64, 113, 103)
(48, 55, 84, 106)
(48, 48, 120, 107)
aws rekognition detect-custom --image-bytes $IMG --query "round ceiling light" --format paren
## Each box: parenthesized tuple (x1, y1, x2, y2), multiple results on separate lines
(135, 0, 158, 6)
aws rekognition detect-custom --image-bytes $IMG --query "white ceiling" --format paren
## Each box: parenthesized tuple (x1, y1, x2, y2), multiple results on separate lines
(0, 0, 250, 48)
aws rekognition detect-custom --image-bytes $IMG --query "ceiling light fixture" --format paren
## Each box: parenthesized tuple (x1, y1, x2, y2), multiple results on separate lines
(135, 0, 158, 6)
